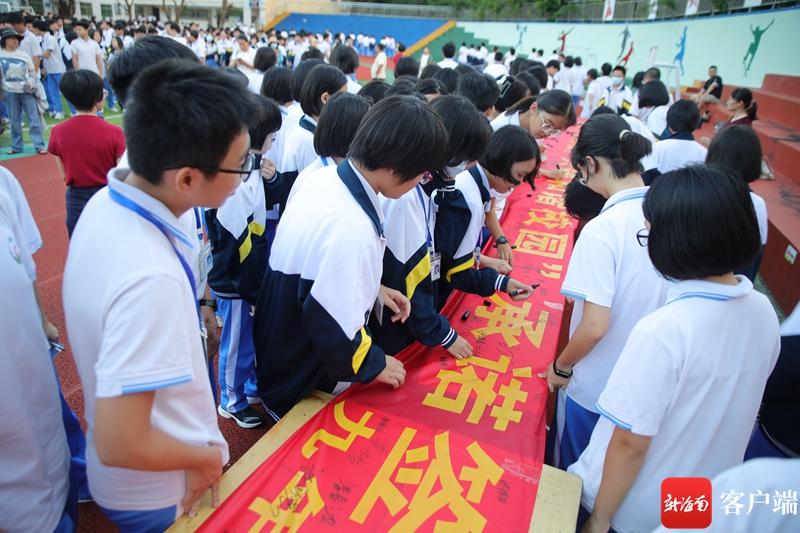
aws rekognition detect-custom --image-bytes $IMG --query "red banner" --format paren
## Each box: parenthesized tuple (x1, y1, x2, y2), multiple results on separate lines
(198, 128, 580, 532)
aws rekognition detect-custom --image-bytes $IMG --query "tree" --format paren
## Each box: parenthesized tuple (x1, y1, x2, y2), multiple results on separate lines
(55, 0, 75, 18)
(217, 0, 232, 27)
(535, 0, 564, 18)
(120, 0, 135, 20)
(170, 0, 188, 22)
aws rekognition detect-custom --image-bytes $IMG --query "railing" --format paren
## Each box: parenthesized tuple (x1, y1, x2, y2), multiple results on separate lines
(338, 1, 454, 18)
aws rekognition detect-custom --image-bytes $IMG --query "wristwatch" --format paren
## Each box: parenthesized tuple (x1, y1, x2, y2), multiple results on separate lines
(552, 360, 573, 379)
(495, 236, 509, 246)
(198, 298, 217, 311)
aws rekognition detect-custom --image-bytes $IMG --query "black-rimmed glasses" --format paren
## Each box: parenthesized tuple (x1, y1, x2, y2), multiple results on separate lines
(163, 152, 257, 182)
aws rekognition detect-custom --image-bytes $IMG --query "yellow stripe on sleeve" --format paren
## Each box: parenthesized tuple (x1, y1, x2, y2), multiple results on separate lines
(237, 221, 266, 263)
(352, 327, 372, 374)
(445, 255, 475, 282)
(405, 254, 431, 301)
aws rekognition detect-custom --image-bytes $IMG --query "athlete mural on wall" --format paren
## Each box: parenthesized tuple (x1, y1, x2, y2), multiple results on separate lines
(515, 22, 527, 50)
(743, 19, 774, 75)
(674, 26, 688, 75)
(618, 26, 631, 60)
(557, 28, 573, 53)
(621, 41, 634, 66)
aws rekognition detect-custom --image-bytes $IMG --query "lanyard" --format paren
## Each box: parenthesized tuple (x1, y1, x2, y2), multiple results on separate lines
(109, 188, 200, 325)
(192, 207, 205, 243)
(415, 184, 433, 249)
(321, 156, 330, 167)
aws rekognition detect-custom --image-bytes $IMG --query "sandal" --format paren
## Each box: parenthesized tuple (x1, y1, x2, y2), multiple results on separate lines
(36, 149, 48, 155)
(6, 149, 20, 155)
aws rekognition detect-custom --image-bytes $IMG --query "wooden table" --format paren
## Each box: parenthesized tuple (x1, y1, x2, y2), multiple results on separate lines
(168, 391, 582, 533)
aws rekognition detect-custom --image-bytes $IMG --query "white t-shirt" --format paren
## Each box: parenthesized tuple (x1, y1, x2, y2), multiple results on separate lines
(637, 105, 669, 137)
(554, 70, 571, 92)
(232, 45, 257, 77)
(71, 37, 102, 74)
(750, 191, 768, 245)
(63, 169, 228, 512)
(490, 110, 521, 130)
(581, 80, 604, 118)
(41, 32, 67, 74)
(346, 77, 361, 95)
(483, 62, 508, 79)
(20, 29, 42, 64)
(570, 276, 780, 533)
(642, 138, 708, 174)
(569, 67, 585, 97)
(0, 166, 42, 267)
(282, 115, 318, 173)
(0, 187, 69, 533)
(560, 187, 669, 411)
(621, 115, 657, 145)
(438, 58, 458, 69)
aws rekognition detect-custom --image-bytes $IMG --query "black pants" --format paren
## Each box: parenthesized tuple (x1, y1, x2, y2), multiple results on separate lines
(66, 185, 104, 237)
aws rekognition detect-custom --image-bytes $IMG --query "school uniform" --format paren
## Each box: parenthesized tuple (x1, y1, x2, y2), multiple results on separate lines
(286, 155, 335, 205)
(432, 166, 509, 309)
(370, 185, 458, 354)
(580, 79, 604, 119)
(346, 76, 361, 94)
(598, 85, 634, 114)
(569, 276, 780, 533)
(252, 160, 388, 419)
(63, 169, 228, 527)
(736, 192, 769, 281)
(621, 115, 656, 145)
(641, 134, 707, 182)
(488, 116, 522, 220)
(490, 110, 520, 130)
(558, 187, 669, 470)
(636, 105, 669, 138)
(282, 114, 318, 174)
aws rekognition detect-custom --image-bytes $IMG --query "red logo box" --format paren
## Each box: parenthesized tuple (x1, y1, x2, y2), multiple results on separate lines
(661, 477, 713, 529)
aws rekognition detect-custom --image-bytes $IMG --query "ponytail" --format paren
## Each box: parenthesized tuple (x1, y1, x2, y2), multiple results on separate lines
(731, 87, 759, 122)
(571, 114, 652, 178)
(746, 100, 758, 121)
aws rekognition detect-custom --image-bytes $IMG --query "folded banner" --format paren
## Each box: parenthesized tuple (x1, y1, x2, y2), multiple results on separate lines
(198, 128, 580, 532)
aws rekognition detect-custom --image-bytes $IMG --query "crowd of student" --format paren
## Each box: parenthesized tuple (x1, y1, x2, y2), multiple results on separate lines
(0, 20, 797, 533)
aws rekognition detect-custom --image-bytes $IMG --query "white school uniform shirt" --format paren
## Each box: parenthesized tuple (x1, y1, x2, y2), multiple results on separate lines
(490, 110, 521, 130)
(458, 46, 468, 64)
(596, 75, 613, 92)
(483, 62, 508, 79)
(570, 67, 585, 97)
(438, 57, 458, 69)
(750, 192, 768, 245)
(641, 138, 707, 174)
(266, 104, 291, 173)
(554, 70, 571, 92)
(581, 79, 604, 118)
(637, 105, 669, 137)
(63, 168, 228, 513)
(0, 166, 42, 265)
(560, 187, 669, 412)
(621, 115, 657, 145)
(346, 76, 361, 94)
(287, 155, 334, 205)
(569, 276, 780, 533)
(71, 37, 102, 75)
(41, 33, 67, 74)
(0, 187, 69, 533)
(282, 115, 318, 173)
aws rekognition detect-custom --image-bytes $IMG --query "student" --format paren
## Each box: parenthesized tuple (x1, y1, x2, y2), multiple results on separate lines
(289, 92, 371, 202)
(566, 56, 584, 105)
(420, 62, 442, 80)
(433, 67, 459, 94)
(330, 43, 360, 94)
(563, 173, 607, 224)
(253, 96, 447, 419)
(386, 76, 418, 97)
(642, 100, 707, 182)
(596, 62, 613, 92)
(250, 46, 277, 94)
(543, 114, 668, 471)
(456, 72, 499, 118)
(280, 57, 324, 167)
(34, 20, 67, 119)
(545, 59, 564, 91)
(439, 41, 458, 69)
(371, 94, 490, 358)
(48, 70, 125, 237)
(706, 125, 768, 280)
(282, 63, 346, 174)
(597, 65, 633, 115)
(0, 28, 47, 155)
(63, 60, 253, 530)
(261, 66, 294, 173)
(358, 79, 391, 103)
(71, 20, 103, 75)
(725, 87, 758, 127)
(205, 96, 283, 429)
(231, 34, 256, 84)
(592, 105, 656, 146)
(418, 46, 431, 74)
(484, 51, 508, 78)
(514, 71, 542, 99)
(414, 77, 447, 102)
(630, 80, 670, 138)
(580, 69, 602, 119)
(395, 56, 420, 78)
(492, 75, 530, 120)
(434, 124, 539, 309)
(490, 88, 575, 137)
(370, 43, 388, 80)
(570, 165, 779, 533)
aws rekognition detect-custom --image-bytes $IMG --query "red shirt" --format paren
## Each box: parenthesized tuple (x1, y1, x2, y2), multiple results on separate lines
(48, 115, 126, 188)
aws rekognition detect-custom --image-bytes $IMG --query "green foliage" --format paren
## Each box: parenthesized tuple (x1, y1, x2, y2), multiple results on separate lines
(535, 0, 565, 17)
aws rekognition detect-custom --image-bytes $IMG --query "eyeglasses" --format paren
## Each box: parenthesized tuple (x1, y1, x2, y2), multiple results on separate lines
(539, 109, 561, 137)
(163, 152, 257, 182)
(636, 228, 649, 247)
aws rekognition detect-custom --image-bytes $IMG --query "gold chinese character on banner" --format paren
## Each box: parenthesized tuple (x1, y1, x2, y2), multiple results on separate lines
(472, 294, 549, 348)
(546, 178, 568, 191)
(535, 191, 563, 207)
(247, 471, 324, 532)
(540, 262, 564, 280)
(523, 208, 571, 230)
(301, 401, 375, 458)
(514, 229, 569, 259)
(350, 428, 503, 532)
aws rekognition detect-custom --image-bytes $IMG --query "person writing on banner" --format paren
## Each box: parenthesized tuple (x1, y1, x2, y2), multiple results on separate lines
(542, 114, 669, 472)
(572, 165, 780, 533)
(253, 96, 449, 420)
(63, 60, 255, 530)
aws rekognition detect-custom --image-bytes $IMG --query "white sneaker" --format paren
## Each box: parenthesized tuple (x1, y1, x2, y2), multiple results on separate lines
(53, 113, 64, 120)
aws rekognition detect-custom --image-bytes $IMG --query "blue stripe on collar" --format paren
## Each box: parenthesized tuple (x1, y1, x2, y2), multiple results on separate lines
(469, 166, 491, 206)
(670, 292, 733, 303)
(600, 189, 647, 214)
(299, 115, 316, 134)
(336, 160, 384, 238)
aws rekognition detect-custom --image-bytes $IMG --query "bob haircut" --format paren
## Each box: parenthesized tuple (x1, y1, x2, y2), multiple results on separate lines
(637, 80, 670, 108)
(348, 95, 448, 183)
(666, 99, 700, 134)
(506, 89, 577, 128)
(420, 63, 442, 79)
(358, 80, 391, 103)
(261, 66, 293, 103)
(395, 56, 420, 78)
(570, 113, 652, 178)
(330, 44, 358, 74)
(59, 69, 104, 111)
(526, 64, 548, 89)
(415, 77, 447, 97)
(564, 173, 607, 221)
(480, 125, 541, 189)
(314, 92, 370, 159)
(254, 46, 277, 71)
(514, 71, 541, 97)
(291, 58, 324, 102)
(456, 73, 499, 113)
(431, 94, 491, 168)
(643, 164, 760, 280)
(250, 96, 282, 148)
(299, 63, 347, 117)
(495, 76, 530, 114)
(433, 68, 460, 94)
(706, 125, 763, 183)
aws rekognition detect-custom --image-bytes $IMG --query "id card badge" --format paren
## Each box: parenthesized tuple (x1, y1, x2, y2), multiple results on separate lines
(198, 241, 212, 290)
(430, 249, 442, 281)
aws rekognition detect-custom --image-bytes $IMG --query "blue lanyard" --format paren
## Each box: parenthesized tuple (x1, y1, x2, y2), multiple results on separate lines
(192, 207, 204, 243)
(415, 185, 433, 248)
(321, 156, 330, 167)
(109, 188, 200, 324)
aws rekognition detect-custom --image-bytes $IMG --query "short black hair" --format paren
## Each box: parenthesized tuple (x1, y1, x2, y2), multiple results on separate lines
(261, 66, 293, 103)
(358, 80, 391, 103)
(59, 69, 104, 110)
(571, 113, 652, 178)
(442, 41, 456, 58)
(250, 95, 282, 149)
(456, 73, 499, 113)
(330, 44, 358, 75)
(395, 56, 420, 78)
(349, 95, 448, 183)
(527, 64, 548, 89)
(494, 51, 503, 62)
(613, 65, 626, 76)
(510, 57, 533, 76)
(480, 126, 541, 188)
(108, 36, 199, 106)
(455, 64, 474, 76)
(632, 71, 645, 90)
(495, 76, 529, 114)
(546, 59, 560, 71)
(236, 34, 249, 43)
(666, 99, 700, 133)
(514, 71, 541, 97)
(299, 64, 346, 117)
(644, 67, 661, 80)
(706, 125, 763, 183)
(643, 164, 760, 280)
(575, 57, 583, 66)
(431, 94, 491, 169)
(414, 77, 447, 98)
(222, 67, 249, 88)
(564, 175, 606, 221)
(637, 80, 670, 108)
(432, 68, 459, 94)
(506, 89, 577, 128)
(169, 22, 181, 33)
(124, 59, 255, 186)
(563, 56, 574, 68)
(709, 65, 718, 70)
(586, 68, 598, 80)
(291, 58, 324, 102)
(314, 92, 370, 159)
(601, 62, 612, 76)
(386, 77, 420, 98)
(591, 106, 616, 117)
(301, 47, 324, 61)
(420, 63, 442, 79)
(254, 46, 277, 71)
(33, 20, 48, 32)
(74, 19, 90, 29)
